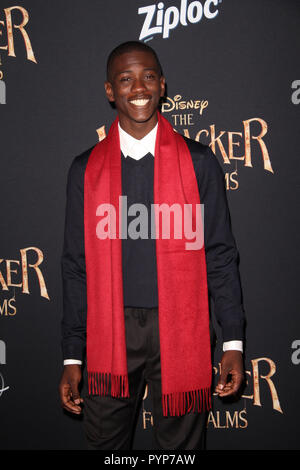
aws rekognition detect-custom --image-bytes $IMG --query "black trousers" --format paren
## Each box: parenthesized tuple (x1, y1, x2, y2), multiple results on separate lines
(83, 307, 207, 450)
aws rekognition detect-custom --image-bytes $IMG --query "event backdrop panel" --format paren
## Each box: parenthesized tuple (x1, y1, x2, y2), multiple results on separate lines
(0, 0, 299, 450)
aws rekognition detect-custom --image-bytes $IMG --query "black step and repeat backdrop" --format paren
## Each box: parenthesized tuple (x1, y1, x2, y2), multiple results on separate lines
(0, 0, 299, 450)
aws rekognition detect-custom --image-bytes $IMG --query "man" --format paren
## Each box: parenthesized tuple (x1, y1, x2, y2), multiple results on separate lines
(59, 41, 245, 450)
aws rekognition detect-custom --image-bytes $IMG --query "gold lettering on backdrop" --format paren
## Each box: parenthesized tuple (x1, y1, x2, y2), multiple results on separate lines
(239, 409, 248, 428)
(0, 247, 49, 302)
(228, 132, 243, 161)
(243, 118, 273, 173)
(20, 247, 49, 299)
(96, 125, 106, 142)
(0, 297, 16, 316)
(226, 410, 238, 428)
(142, 383, 149, 401)
(250, 357, 282, 413)
(143, 411, 154, 429)
(208, 126, 230, 164)
(0, 260, 8, 290)
(207, 409, 248, 429)
(225, 171, 239, 191)
(141, 384, 154, 429)
(0, 19, 7, 50)
(195, 129, 209, 141)
(242, 369, 254, 400)
(0, 6, 37, 63)
(183, 120, 273, 173)
(172, 113, 194, 126)
(6, 260, 22, 288)
(213, 358, 282, 414)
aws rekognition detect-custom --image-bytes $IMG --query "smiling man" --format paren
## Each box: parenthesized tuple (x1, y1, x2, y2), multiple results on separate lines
(104, 46, 165, 138)
(59, 41, 245, 450)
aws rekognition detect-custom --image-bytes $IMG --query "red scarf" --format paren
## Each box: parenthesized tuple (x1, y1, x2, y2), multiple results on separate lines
(84, 112, 212, 416)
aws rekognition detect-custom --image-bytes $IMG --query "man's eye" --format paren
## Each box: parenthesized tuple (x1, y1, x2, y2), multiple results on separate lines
(120, 77, 130, 82)
(145, 74, 155, 80)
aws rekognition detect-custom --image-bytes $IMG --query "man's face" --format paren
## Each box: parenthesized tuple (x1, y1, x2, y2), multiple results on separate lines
(104, 49, 165, 137)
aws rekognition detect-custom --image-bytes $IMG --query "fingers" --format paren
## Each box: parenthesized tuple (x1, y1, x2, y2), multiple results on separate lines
(70, 381, 83, 405)
(216, 370, 244, 397)
(60, 383, 83, 415)
(215, 364, 229, 395)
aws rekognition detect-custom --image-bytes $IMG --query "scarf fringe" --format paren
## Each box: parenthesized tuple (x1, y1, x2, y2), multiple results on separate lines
(88, 372, 211, 417)
(88, 371, 129, 398)
(162, 387, 211, 417)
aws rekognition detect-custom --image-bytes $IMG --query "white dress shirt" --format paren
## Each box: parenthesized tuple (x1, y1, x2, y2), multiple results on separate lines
(64, 124, 242, 365)
(119, 122, 157, 159)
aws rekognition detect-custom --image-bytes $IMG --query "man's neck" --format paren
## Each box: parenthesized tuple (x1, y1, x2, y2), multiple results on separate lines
(118, 115, 158, 140)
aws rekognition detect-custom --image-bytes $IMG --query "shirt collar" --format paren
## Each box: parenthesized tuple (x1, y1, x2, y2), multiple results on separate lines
(118, 122, 157, 160)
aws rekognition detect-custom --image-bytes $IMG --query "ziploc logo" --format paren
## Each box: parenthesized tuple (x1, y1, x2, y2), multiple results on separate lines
(138, 0, 221, 41)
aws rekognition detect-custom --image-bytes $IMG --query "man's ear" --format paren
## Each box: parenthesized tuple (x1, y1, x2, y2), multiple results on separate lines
(104, 81, 114, 102)
(160, 76, 166, 97)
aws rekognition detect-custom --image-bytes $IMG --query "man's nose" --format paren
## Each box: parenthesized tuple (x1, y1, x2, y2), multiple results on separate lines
(131, 78, 146, 92)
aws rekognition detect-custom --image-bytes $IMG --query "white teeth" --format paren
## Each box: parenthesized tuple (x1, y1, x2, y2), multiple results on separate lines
(130, 99, 150, 106)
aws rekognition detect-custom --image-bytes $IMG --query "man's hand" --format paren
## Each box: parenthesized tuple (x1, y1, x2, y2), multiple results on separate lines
(59, 364, 83, 414)
(215, 350, 244, 398)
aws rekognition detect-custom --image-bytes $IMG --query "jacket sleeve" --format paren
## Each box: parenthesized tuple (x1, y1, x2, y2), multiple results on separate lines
(190, 140, 246, 342)
(60, 149, 92, 361)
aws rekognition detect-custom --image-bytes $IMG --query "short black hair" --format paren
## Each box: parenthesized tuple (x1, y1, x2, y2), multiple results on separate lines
(106, 41, 163, 81)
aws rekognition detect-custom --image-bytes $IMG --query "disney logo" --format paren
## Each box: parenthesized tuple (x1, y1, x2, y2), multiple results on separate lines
(161, 94, 208, 115)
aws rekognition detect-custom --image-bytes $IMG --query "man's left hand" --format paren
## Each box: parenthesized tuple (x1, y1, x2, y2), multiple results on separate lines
(215, 350, 244, 398)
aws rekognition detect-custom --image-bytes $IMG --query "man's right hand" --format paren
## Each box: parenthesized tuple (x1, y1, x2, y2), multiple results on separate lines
(59, 364, 83, 414)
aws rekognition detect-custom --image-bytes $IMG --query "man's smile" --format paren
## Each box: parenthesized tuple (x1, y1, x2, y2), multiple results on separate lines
(129, 98, 151, 107)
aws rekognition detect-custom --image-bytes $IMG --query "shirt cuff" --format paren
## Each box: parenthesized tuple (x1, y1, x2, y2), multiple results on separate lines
(222, 340, 243, 353)
(63, 359, 83, 365)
